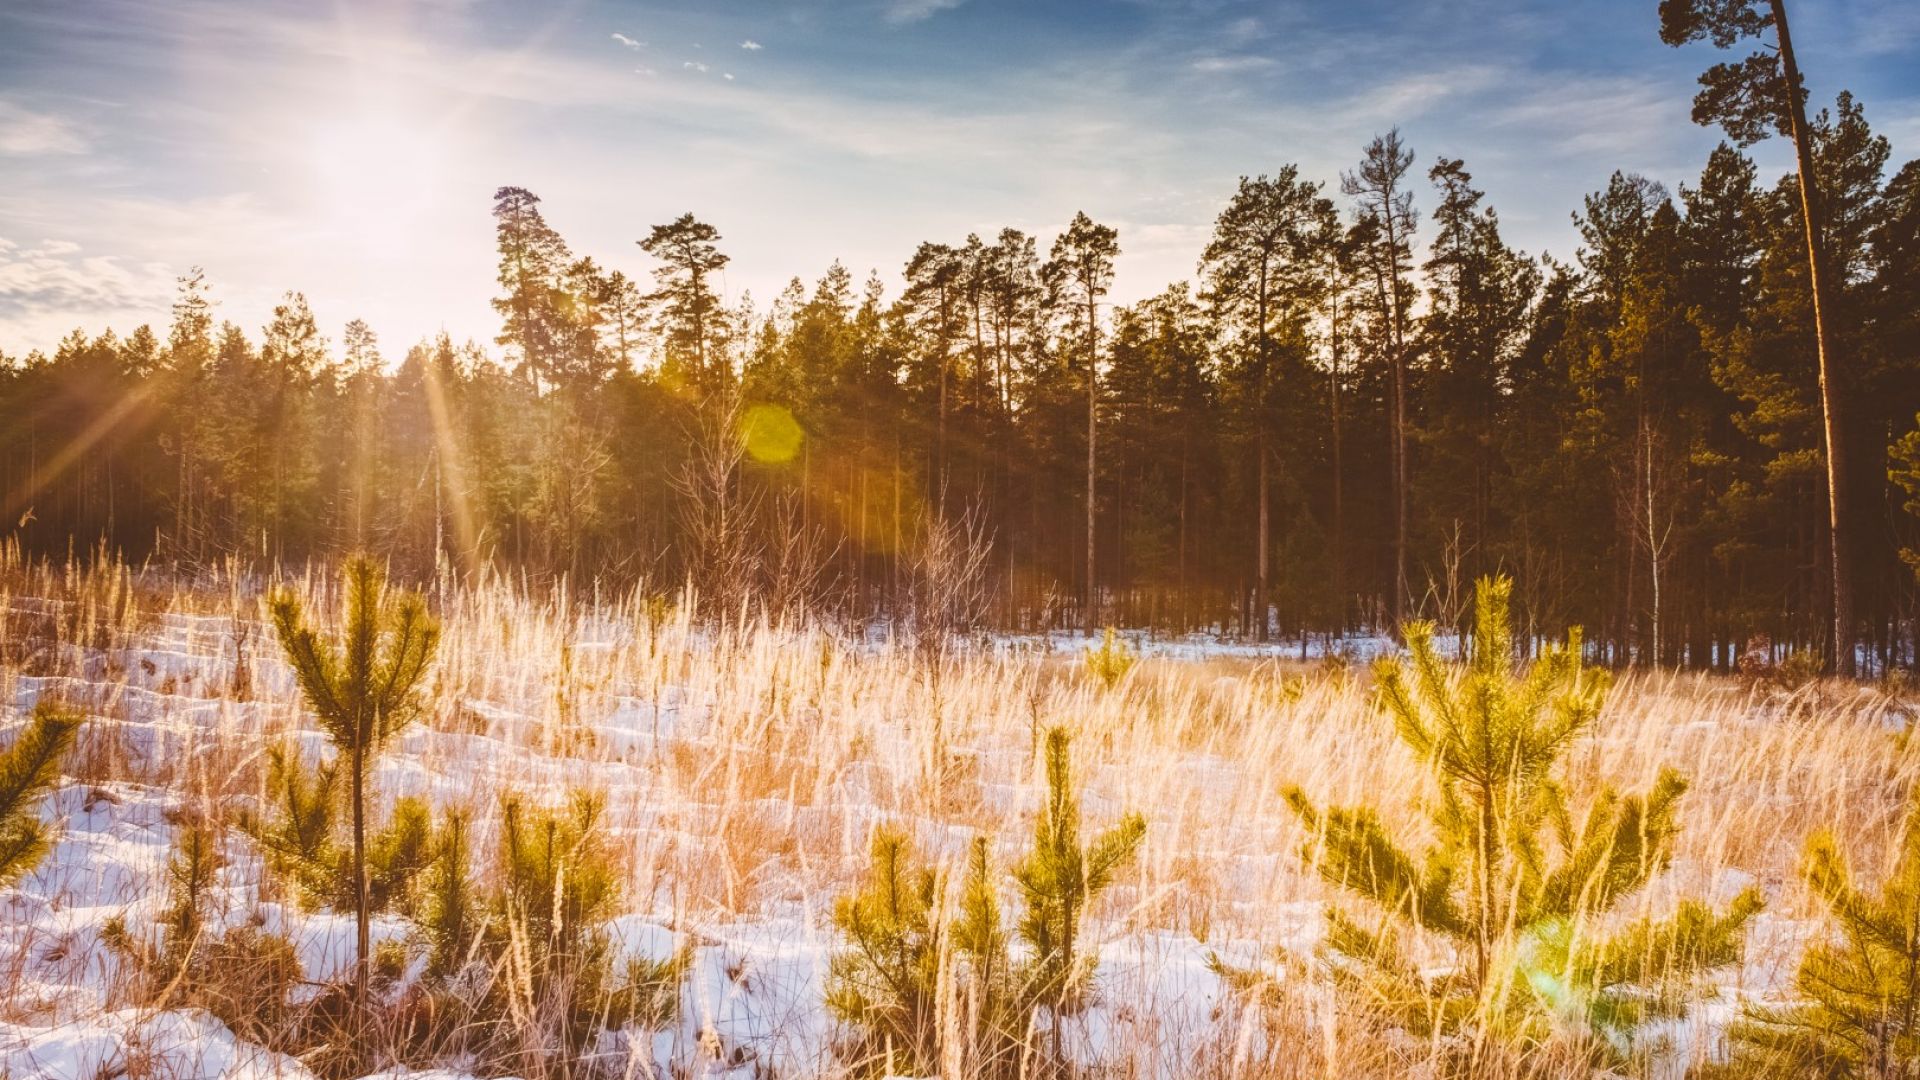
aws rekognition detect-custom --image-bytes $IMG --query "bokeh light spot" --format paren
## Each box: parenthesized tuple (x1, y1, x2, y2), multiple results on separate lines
(741, 402, 804, 464)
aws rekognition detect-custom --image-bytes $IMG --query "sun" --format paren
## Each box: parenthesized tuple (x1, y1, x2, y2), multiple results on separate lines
(303, 104, 448, 256)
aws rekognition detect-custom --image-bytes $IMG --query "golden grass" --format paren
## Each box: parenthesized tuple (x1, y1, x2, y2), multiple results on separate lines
(4, 545, 1917, 1078)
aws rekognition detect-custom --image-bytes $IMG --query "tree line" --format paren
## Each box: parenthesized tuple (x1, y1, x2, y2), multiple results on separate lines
(4, 15, 1920, 670)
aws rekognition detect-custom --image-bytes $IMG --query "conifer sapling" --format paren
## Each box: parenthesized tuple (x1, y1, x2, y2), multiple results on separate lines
(1016, 725, 1146, 1059)
(1712, 794, 1920, 1077)
(0, 702, 82, 888)
(270, 555, 440, 1003)
(826, 824, 944, 1076)
(1284, 575, 1759, 1065)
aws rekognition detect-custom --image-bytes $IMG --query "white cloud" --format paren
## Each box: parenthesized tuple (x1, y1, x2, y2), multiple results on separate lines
(684, 60, 709, 73)
(610, 32, 644, 50)
(740, 39, 762, 51)
(0, 236, 175, 347)
(0, 101, 87, 156)
(1190, 55, 1275, 74)
(723, 73, 736, 81)
(884, 0, 966, 25)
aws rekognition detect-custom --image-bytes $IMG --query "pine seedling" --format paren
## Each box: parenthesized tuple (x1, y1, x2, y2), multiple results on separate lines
(107, 814, 304, 1044)
(953, 834, 1029, 1076)
(421, 806, 479, 979)
(1015, 726, 1146, 1060)
(1285, 575, 1759, 1067)
(248, 744, 435, 918)
(270, 554, 440, 1003)
(492, 790, 627, 1054)
(1084, 627, 1135, 690)
(0, 701, 82, 887)
(618, 946, 692, 1031)
(249, 743, 344, 903)
(826, 824, 944, 1077)
(1710, 796, 1920, 1077)
(159, 813, 225, 976)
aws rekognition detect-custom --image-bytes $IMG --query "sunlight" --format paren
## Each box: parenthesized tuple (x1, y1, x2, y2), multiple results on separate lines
(303, 101, 447, 256)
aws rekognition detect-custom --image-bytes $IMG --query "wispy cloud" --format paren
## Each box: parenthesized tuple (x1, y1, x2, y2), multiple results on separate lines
(740, 39, 762, 51)
(884, 0, 966, 25)
(684, 60, 709, 73)
(0, 236, 173, 335)
(0, 101, 86, 156)
(1190, 55, 1274, 75)
(610, 32, 643, 50)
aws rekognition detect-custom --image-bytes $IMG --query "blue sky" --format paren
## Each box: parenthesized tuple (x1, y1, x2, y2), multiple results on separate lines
(1, 0, 1916, 357)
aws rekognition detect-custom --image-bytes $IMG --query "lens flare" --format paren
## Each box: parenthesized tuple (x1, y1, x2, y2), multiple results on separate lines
(741, 403, 803, 465)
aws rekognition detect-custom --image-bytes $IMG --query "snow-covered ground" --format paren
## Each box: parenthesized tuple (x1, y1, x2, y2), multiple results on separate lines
(0, 594, 1892, 1080)
(0, 608, 1279, 1080)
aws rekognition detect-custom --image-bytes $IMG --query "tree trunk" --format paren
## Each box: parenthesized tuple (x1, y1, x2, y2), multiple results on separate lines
(351, 741, 369, 1006)
(1256, 430, 1270, 642)
(1770, 0, 1854, 675)
(1085, 298, 1098, 634)
(1330, 302, 1346, 634)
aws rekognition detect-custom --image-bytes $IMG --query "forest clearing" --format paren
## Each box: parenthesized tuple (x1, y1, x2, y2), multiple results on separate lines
(6, 0, 1920, 1075)
(2, 552, 1916, 1078)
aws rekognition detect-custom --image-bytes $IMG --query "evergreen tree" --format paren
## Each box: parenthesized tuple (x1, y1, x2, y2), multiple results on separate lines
(269, 555, 440, 1002)
(257, 292, 326, 558)
(1343, 131, 1419, 626)
(1043, 213, 1120, 632)
(491, 791, 630, 1057)
(491, 186, 573, 391)
(1016, 725, 1145, 1059)
(902, 240, 965, 503)
(0, 702, 82, 887)
(826, 824, 945, 1075)
(1708, 796, 1920, 1078)
(1421, 157, 1540, 588)
(1200, 168, 1340, 640)
(1660, 0, 1857, 672)
(639, 213, 732, 395)
(1285, 577, 1759, 1067)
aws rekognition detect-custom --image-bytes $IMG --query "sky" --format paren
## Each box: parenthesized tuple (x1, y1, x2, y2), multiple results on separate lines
(0, 0, 1917, 359)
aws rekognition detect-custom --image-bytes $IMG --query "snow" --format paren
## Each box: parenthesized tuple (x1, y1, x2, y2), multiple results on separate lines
(0, 598, 1844, 1079)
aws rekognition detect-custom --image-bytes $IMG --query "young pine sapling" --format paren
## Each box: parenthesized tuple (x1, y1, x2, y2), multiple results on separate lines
(1284, 576, 1759, 1068)
(0, 701, 82, 887)
(270, 555, 440, 1003)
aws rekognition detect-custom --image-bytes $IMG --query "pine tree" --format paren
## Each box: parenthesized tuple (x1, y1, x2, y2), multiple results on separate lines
(269, 555, 440, 1002)
(1285, 576, 1759, 1067)
(640, 213, 732, 395)
(1200, 168, 1340, 641)
(105, 814, 304, 1045)
(1709, 797, 1920, 1077)
(0, 702, 82, 887)
(1420, 157, 1540, 587)
(421, 805, 477, 978)
(826, 824, 945, 1076)
(1083, 627, 1135, 690)
(492, 186, 573, 391)
(1659, 0, 1856, 673)
(492, 790, 628, 1056)
(1016, 725, 1145, 1060)
(1343, 130, 1419, 628)
(953, 834, 1027, 1076)
(903, 240, 965, 505)
(1044, 214, 1120, 633)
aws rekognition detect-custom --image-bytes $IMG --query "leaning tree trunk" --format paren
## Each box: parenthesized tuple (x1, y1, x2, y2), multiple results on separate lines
(1771, 0, 1853, 675)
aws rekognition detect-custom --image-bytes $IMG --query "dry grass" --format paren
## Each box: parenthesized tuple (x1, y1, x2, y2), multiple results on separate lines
(2, 546, 1917, 1078)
